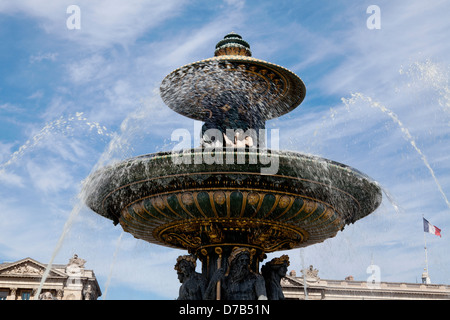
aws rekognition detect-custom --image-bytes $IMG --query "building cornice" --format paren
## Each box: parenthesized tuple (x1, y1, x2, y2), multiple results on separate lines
(282, 276, 450, 300)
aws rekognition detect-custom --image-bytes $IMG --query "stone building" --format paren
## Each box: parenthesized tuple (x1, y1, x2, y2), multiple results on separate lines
(282, 265, 450, 300)
(0, 254, 101, 300)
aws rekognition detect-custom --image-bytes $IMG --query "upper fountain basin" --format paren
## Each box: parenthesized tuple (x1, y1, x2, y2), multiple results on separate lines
(160, 56, 306, 122)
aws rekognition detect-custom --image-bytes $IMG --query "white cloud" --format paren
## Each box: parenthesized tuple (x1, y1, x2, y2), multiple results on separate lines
(65, 54, 110, 84)
(27, 90, 44, 100)
(29, 52, 58, 63)
(319, 1, 450, 97)
(223, 0, 245, 10)
(0, 102, 23, 113)
(26, 160, 74, 193)
(0, 170, 24, 187)
(0, 0, 187, 49)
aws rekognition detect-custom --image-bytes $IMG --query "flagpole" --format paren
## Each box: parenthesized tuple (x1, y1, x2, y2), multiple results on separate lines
(423, 226, 429, 274)
(423, 215, 429, 277)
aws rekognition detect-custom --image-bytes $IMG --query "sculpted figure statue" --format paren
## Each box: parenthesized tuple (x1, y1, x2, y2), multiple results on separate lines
(38, 291, 55, 300)
(67, 254, 86, 268)
(83, 284, 93, 300)
(174, 254, 207, 300)
(207, 247, 267, 300)
(200, 92, 263, 149)
(261, 255, 290, 300)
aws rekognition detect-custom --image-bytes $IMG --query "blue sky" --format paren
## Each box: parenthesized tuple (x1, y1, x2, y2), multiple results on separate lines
(0, 0, 449, 299)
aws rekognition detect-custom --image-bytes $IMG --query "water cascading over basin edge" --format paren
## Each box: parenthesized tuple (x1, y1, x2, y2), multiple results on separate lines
(84, 149, 381, 252)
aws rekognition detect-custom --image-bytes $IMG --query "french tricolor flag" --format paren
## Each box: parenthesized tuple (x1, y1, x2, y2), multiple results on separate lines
(423, 218, 442, 237)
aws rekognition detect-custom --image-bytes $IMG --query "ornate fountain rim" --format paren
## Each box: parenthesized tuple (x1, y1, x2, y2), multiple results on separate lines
(84, 149, 381, 251)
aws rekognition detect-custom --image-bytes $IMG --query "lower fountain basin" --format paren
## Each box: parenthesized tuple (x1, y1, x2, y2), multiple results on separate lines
(83, 149, 381, 254)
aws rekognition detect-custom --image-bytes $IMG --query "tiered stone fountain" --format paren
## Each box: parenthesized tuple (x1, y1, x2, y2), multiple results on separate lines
(84, 33, 381, 300)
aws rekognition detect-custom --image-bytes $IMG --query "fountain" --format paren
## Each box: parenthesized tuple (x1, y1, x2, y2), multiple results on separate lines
(83, 32, 382, 300)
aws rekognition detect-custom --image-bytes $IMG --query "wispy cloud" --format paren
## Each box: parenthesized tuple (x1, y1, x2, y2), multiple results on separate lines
(29, 52, 58, 63)
(0, 0, 188, 49)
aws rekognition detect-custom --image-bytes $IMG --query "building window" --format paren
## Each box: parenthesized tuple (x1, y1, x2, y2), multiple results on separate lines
(0, 291, 8, 300)
(21, 291, 31, 300)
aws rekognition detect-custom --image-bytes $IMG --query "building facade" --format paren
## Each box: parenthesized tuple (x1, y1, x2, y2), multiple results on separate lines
(2, 255, 447, 300)
(0, 254, 101, 300)
(281, 265, 450, 300)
